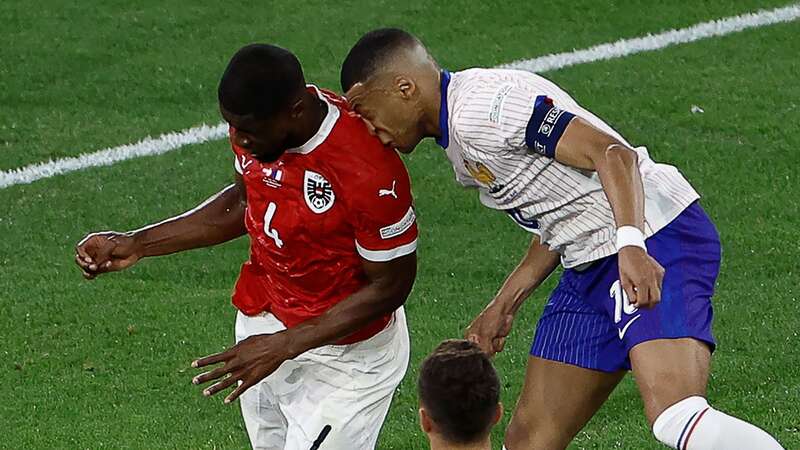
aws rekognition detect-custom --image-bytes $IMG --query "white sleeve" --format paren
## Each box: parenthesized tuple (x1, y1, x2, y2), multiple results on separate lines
(452, 83, 532, 154)
(453, 82, 576, 159)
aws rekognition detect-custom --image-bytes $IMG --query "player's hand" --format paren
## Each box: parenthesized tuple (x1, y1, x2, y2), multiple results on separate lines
(191, 332, 293, 404)
(75, 231, 142, 279)
(465, 302, 515, 357)
(617, 246, 664, 308)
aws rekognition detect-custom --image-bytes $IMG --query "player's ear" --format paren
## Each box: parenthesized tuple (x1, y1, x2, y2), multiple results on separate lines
(289, 96, 305, 119)
(394, 75, 416, 99)
(344, 81, 365, 103)
(419, 407, 434, 433)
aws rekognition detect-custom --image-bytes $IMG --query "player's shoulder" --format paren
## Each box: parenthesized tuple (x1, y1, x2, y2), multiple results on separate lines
(329, 131, 407, 181)
(318, 87, 349, 110)
(450, 68, 548, 100)
(451, 68, 566, 114)
(447, 69, 547, 148)
(320, 99, 409, 182)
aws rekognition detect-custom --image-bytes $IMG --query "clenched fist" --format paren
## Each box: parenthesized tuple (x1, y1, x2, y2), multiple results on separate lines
(75, 231, 142, 279)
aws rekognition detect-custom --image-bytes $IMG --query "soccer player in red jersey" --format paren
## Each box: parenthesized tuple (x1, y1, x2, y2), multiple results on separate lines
(75, 44, 418, 449)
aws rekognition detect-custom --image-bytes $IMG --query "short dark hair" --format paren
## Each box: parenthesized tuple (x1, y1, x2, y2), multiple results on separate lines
(218, 43, 305, 118)
(340, 28, 419, 92)
(418, 339, 500, 444)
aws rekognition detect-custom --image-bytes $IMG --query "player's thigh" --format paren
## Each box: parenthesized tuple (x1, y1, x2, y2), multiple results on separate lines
(629, 337, 711, 425)
(235, 311, 293, 449)
(284, 310, 410, 450)
(283, 379, 400, 450)
(239, 379, 289, 450)
(505, 356, 625, 450)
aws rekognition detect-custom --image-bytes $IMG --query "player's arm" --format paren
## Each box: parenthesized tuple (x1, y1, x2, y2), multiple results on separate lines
(288, 253, 415, 346)
(555, 117, 644, 230)
(554, 117, 664, 308)
(510, 89, 663, 308)
(75, 173, 248, 279)
(191, 252, 416, 403)
(466, 235, 560, 356)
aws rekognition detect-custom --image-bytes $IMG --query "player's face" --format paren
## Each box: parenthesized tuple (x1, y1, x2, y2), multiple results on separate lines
(346, 81, 425, 154)
(220, 106, 291, 163)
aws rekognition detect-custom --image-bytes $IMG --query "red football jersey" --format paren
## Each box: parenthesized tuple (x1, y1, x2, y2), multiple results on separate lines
(230, 86, 418, 344)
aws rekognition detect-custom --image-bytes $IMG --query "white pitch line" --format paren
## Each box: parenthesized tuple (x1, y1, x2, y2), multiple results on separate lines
(499, 3, 800, 73)
(0, 123, 228, 189)
(2, 3, 799, 190)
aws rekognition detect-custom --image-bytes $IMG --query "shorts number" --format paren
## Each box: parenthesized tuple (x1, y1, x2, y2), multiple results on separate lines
(610, 280, 637, 324)
(263, 202, 284, 248)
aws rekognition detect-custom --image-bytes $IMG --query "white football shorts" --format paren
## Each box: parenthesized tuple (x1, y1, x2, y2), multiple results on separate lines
(234, 307, 410, 450)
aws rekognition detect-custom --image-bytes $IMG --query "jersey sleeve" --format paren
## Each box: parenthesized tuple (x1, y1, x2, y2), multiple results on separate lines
(349, 152, 418, 263)
(453, 84, 576, 160)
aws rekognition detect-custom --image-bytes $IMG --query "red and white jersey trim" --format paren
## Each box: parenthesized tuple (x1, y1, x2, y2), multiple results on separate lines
(379, 206, 416, 240)
(286, 85, 340, 155)
(356, 239, 418, 262)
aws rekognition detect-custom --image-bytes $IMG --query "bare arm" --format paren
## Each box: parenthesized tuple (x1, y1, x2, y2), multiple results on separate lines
(553, 117, 664, 307)
(133, 174, 248, 257)
(75, 173, 248, 278)
(283, 252, 416, 352)
(554, 117, 644, 230)
(466, 236, 560, 355)
(491, 236, 561, 316)
(192, 252, 417, 403)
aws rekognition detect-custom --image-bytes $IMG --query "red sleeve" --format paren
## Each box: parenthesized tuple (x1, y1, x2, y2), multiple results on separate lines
(349, 151, 418, 262)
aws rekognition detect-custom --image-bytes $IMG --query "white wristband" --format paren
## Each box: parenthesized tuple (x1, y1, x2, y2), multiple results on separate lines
(616, 226, 647, 252)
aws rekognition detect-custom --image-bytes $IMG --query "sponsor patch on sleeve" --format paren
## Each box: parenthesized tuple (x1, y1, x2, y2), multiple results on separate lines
(488, 84, 513, 124)
(379, 206, 416, 240)
(524, 96, 576, 158)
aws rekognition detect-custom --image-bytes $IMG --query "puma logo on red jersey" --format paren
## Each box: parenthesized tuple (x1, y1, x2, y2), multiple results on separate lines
(379, 180, 398, 199)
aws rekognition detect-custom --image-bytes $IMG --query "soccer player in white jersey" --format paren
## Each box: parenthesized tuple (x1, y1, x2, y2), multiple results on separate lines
(340, 29, 785, 450)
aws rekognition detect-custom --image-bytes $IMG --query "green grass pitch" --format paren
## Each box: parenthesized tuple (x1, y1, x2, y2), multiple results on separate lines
(1, 1, 798, 448)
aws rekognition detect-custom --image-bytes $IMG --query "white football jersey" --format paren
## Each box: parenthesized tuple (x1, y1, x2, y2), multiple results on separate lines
(438, 68, 699, 268)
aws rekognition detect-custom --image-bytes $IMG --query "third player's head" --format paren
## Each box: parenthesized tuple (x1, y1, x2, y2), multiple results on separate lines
(418, 340, 502, 450)
(218, 44, 317, 163)
(341, 28, 442, 154)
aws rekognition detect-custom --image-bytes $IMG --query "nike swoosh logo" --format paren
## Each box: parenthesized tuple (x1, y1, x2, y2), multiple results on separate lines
(618, 314, 642, 340)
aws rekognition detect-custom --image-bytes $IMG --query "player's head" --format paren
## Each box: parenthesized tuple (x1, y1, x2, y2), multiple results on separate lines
(418, 339, 502, 449)
(341, 28, 440, 154)
(218, 43, 308, 163)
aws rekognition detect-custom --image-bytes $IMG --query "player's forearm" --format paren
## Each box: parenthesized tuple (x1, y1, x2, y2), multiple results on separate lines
(284, 285, 406, 355)
(131, 183, 247, 258)
(492, 236, 560, 315)
(594, 144, 645, 230)
(282, 256, 417, 356)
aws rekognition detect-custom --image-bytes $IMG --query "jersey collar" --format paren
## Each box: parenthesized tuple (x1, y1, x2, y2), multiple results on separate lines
(435, 70, 451, 149)
(286, 85, 340, 155)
